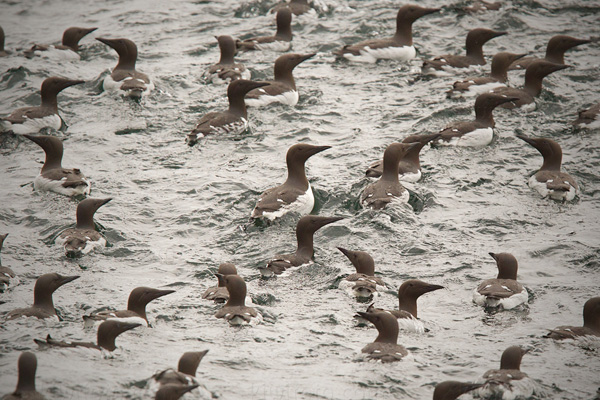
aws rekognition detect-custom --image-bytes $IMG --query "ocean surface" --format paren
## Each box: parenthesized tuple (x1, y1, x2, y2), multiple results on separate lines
(1, 0, 599, 399)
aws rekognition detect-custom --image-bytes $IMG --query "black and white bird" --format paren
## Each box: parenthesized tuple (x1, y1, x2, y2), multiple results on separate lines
(476, 346, 536, 399)
(187, 79, 268, 145)
(355, 307, 408, 363)
(207, 35, 251, 84)
(1, 77, 84, 134)
(473, 252, 528, 310)
(24, 26, 97, 60)
(432, 93, 517, 147)
(237, 8, 293, 51)
(422, 28, 506, 75)
(23, 134, 90, 197)
(361, 142, 417, 209)
(260, 215, 343, 277)
(245, 53, 315, 107)
(56, 198, 112, 257)
(252, 143, 330, 220)
(334, 5, 439, 63)
(97, 37, 154, 99)
(545, 297, 600, 340)
(516, 135, 578, 202)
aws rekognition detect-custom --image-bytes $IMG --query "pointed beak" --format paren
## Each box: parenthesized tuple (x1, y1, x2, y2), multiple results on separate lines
(308, 145, 331, 156)
(516, 135, 538, 148)
(151, 289, 175, 300)
(423, 7, 441, 15)
(336, 247, 351, 258)
(301, 53, 316, 62)
(317, 216, 344, 228)
(551, 64, 571, 73)
(356, 311, 369, 319)
(355, 311, 376, 323)
(59, 275, 80, 286)
(63, 79, 85, 89)
(488, 252, 498, 261)
(460, 383, 485, 394)
(493, 31, 508, 38)
(244, 81, 271, 92)
(572, 38, 591, 47)
(100, 198, 113, 206)
(119, 322, 142, 333)
(85, 27, 98, 35)
(422, 284, 444, 294)
(96, 37, 116, 48)
(23, 134, 45, 146)
(513, 53, 527, 61)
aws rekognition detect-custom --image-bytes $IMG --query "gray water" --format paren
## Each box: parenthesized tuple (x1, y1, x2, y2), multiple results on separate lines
(1, 0, 599, 399)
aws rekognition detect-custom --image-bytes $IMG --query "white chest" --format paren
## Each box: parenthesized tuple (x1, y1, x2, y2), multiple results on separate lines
(245, 90, 299, 107)
(344, 45, 416, 63)
(439, 127, 494, 147)
(472, 287, 528, 310)
(103, 75, 154, 98)
(399, 170, 421, 183)
(5, 114, 62, 134)
(397, 316, 425, 334)
(33, 175, 91, 197)
(254, 41, 291, 51)
(259, 184, 314, 221)
(528, 174, 577, 201)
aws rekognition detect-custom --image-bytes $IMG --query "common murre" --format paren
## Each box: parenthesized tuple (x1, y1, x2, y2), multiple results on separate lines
(23, 134, 90, 197)
(432, 92, 518, 147)
(473, 252, 528, 310)
(422, 28, 506, 75)
(24, 27, 97, 60)
(490, 60, 569, 110)
(251, 143, 330, 220)
(187, 79, 268, 145)
(214, 274, 261, 326)
(365, 133, 441, 180)
(361, 142, 418, 209)
(207, 35, 251, 84)
(337, 247, 385, 300)
(0, 77, 84, 134)
(237, 8, 293, 52)
(6, 273, 79, 320)
(2, 352, 46, 400)
(260, 215, 343, 277)
(55, 198, 112, 257)
(334, 4, 439, 63)
(83, 287, 175, 327)
(544, 297, 600, 340)
(509, 35, 590, 70)
(96, 37, 154, 99)
(34, 320, 141, 351)
(476, 346, 536, 399)
(448, 52, 527, 97)
(245, 53, 315, 107)
(355, 307, 408, 362)
(516, 135, 578, 202)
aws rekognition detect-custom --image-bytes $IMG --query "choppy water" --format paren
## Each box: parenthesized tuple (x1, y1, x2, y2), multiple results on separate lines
(1, 0, 599, 399)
